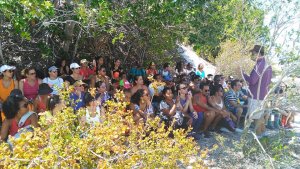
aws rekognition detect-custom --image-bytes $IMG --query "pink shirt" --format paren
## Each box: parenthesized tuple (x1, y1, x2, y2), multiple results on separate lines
(23, 79, 39, 100)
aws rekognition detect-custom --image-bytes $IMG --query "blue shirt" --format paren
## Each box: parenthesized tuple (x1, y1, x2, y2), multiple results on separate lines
(70, 92, 85, 111)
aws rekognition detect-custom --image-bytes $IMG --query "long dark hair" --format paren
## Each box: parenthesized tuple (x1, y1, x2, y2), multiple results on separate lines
(2, 95, 24, 119)
(130, 89, 144, 106)
(48, 95, 61, 111)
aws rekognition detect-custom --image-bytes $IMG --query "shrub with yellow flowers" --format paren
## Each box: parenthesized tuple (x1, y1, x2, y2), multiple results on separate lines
(0, 86, 205, 168)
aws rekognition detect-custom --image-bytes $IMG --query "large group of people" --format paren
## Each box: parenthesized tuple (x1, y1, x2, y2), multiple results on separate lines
(0, 45, 295, 142)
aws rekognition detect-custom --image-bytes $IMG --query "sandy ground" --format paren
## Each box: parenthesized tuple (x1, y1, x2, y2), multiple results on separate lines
(196, 114, 300, 169)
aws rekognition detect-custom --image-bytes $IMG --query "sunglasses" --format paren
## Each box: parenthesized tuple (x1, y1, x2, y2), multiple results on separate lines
(73, 68, 80, 70)
(5, 70, 14, 73)
(180, 87, 187, 90)
(204, 89, 210, 92)
(51, 71, 57, 73)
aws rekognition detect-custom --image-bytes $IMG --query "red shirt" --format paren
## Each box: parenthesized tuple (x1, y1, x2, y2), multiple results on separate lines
(193, 93, 208, 113)
(9, 117, 32, 136)
(79, 68, 95, 80)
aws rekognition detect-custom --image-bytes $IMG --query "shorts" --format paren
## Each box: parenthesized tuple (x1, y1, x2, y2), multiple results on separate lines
(247, 98, 264, 120)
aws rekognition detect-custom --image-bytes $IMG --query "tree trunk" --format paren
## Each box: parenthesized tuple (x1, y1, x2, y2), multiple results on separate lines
(62, 21, 76, 53)
(0, 40, 5, 64)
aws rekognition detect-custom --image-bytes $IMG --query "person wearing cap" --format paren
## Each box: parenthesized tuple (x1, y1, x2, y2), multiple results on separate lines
(0, 65, 19, 122)
(70, 80, 86, 111)
(79, 59, 95, 85)
(64, 63, 83, 86)
(0, 92, 39, 142)
(33, 83, 53, 114)
(242, 45, 272, 136)
(19, 66, 42, 101)
(43, 66, 63, 95)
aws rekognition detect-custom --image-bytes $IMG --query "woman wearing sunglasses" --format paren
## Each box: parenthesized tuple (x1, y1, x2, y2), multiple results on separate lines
(0, 65, 19, 122)
(19, 66, 42, 101)
(0, 94, 39, 142)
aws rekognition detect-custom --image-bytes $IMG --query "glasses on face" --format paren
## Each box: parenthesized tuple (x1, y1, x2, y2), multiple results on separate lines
(29, 72, 36, 75)
(204, 89, 210, 92)
(5, 70, 13, 73)
(51, 71, 57, 73)
(180, 87, 187, 90)
(73, 68, 80, 70)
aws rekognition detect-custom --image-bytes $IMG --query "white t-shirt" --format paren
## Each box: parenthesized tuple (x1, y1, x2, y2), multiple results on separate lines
(42, 77, 63, 95)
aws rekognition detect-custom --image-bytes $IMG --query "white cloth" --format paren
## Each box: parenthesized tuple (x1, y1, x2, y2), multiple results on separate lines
(247, 98, 264, 119)
(42, 77, 63, 95)
(85, 107, 101, 125)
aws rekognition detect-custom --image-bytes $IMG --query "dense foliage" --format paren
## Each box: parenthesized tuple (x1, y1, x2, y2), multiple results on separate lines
(0, 89, 204, 168)
(0, 0, 267, 68)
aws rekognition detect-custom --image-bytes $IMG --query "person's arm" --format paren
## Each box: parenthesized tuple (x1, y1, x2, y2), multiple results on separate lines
(160, 101, 177, 117)
(19, 79, 24, 94)
(208, 97, 218, 109)
(29, 113, 40, 127)
(14, 80, 19, 89)
(38, 79, 42, 85)
(0, 119, 10, 142)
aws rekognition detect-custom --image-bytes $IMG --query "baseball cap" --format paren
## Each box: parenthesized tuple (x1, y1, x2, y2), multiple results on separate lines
(80, 59, 88, 64)
(70, 63, 80, 69)
(0, 65, 16, 74)
(48, 66, 58, 72)
(74, 80, 86, 87)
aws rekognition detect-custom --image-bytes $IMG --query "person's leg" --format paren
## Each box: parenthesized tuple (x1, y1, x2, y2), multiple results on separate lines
(202, 111, 216, 132)
(211, 113, 223, 130)
(236, 107, 243, 127)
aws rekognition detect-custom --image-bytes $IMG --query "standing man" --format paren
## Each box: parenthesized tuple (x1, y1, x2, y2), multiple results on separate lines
(242, 45, 272, 136)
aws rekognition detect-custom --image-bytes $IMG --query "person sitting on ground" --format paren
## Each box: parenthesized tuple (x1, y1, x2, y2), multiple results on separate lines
(43, 66, 63, 95)
(195, 63, 205, 79)
(58, 59, 70, 77)
(95, 65, 111, 92)
(130, 75, 149, 94)
(48, 95, 64, 116)
(178, 83, 202, 132)
(79, 59, 95, 87)
(95, 81, 110, 106)
(19, 66, 42, 101)
(146, 62, 158, 77)
(119, 73, 131, 90)
(64, 63, 83, 86)
(80, 92, 104, 127)
(110, 59, 123, 87)
(185, 63, 195, 75)
(189, 75, 201, 94)
(129, 62, 146, 81)
(175, 61, 187, 76)
(130, 89, 154, 124)
(0, 65, 19, 122)
(0, 94, 39, 142)
(161, 63, 173, 82)
(208, 84, 236, 132)
(192, 83, 218, 138)
(94, 56, 106, 73)
(159, 87, 189, 129)
(148, 74, 165, 115)
(70, 80, 86, 111)
(33, 83, 53, 114)
(224, 79, 245, 127)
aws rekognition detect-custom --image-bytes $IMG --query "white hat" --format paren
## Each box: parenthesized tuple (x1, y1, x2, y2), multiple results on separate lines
(0, 65, 16, 74)
(70, 63, 80, 69)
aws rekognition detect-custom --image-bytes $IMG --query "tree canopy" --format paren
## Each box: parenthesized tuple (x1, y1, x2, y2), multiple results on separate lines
(0, 0, 268, 68)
